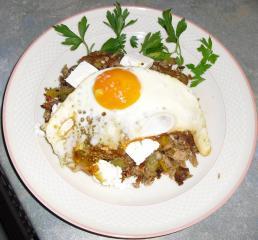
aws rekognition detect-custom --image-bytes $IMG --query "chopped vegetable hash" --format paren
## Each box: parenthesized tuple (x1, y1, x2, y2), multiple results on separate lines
(42, 51, 196, 186)
(72, 131, 198, 187)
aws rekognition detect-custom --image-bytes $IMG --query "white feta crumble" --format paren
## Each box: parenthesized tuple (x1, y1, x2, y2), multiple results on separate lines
(125, 139, 160, 165)
(34, 122, 45, 137)
(65, 61, 98, 88)
(94, 160, 137, 189)
(95, 160, 122, 187)
(120, 53, 154, 68)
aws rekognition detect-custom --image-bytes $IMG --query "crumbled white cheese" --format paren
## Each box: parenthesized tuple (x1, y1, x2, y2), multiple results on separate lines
(95, 160, 122, 187)
(65, 61, 98, 88)
(120, 53, 154, 68)
(34, 122, 45, 137)
(125, 139, 160, 165)
(94, 160, 136, 188)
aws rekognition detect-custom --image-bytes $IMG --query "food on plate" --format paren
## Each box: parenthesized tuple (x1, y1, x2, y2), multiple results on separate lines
(40, 2, 218, 188)
(42, 65, 210, 187)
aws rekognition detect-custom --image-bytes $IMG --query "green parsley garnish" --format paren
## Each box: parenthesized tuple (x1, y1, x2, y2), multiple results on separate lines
(186, 37, 219, 87)
(101, 34, 127, 54)
(140, 32, 171, 61)
(158, 9, 187, 65)
(53, 2, 219, 88)
(53, 16, 94, 54)
(101, 2, 137, 53)
(130, 36, 138, 48)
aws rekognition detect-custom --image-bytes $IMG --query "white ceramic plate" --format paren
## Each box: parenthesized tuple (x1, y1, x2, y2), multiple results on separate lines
(3, 6, 257, 238)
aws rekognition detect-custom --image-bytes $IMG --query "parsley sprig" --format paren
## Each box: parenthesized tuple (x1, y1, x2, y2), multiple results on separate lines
(53, 2, 219, 88)
(186, 37, 219, 87)
(130, 36, 138, 48)
(158, 9, 187, 65)
(53, 16, 94, 54)
(140, 32, 171, 61)
(101, 2, 137, 53)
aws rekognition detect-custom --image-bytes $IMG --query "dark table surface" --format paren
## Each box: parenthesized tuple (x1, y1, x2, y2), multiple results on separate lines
(0, 0, 257, 239)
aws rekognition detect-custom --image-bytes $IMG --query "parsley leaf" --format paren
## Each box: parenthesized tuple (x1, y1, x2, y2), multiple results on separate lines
(78, 16, 88, 40)
(176, 18, 187, 38)
(187, 37, 219, 87)
(158, 9, 187, 65)
(53, 16, 94, 54)
(130, 36, 138, 48)
(158, 9, 177, 43)
(208, 53, 219, 64)
(54, 24, 79, 38)
(62, 37, 82, 50)
(101, 34, 126, 53)
(190, 76, 205, 87)
(140, 32, 171, 61)
(101, 2, 137, 53)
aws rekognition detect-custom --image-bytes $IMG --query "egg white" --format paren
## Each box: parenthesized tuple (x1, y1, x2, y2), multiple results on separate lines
(45, 67, 211, 164)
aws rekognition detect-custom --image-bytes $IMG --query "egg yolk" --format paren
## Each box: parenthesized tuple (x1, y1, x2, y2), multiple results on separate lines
(93, 69, 141, 109)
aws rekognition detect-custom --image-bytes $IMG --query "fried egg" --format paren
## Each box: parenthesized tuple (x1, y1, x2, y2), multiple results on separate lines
(45, 67, 211, 165)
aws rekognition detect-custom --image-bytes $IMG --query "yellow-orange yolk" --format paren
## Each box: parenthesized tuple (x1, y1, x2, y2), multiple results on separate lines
(93, 69, 141, 110)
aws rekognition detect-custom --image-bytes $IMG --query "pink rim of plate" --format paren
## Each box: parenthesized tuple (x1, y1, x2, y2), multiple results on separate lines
(2, 5, 258, 239)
